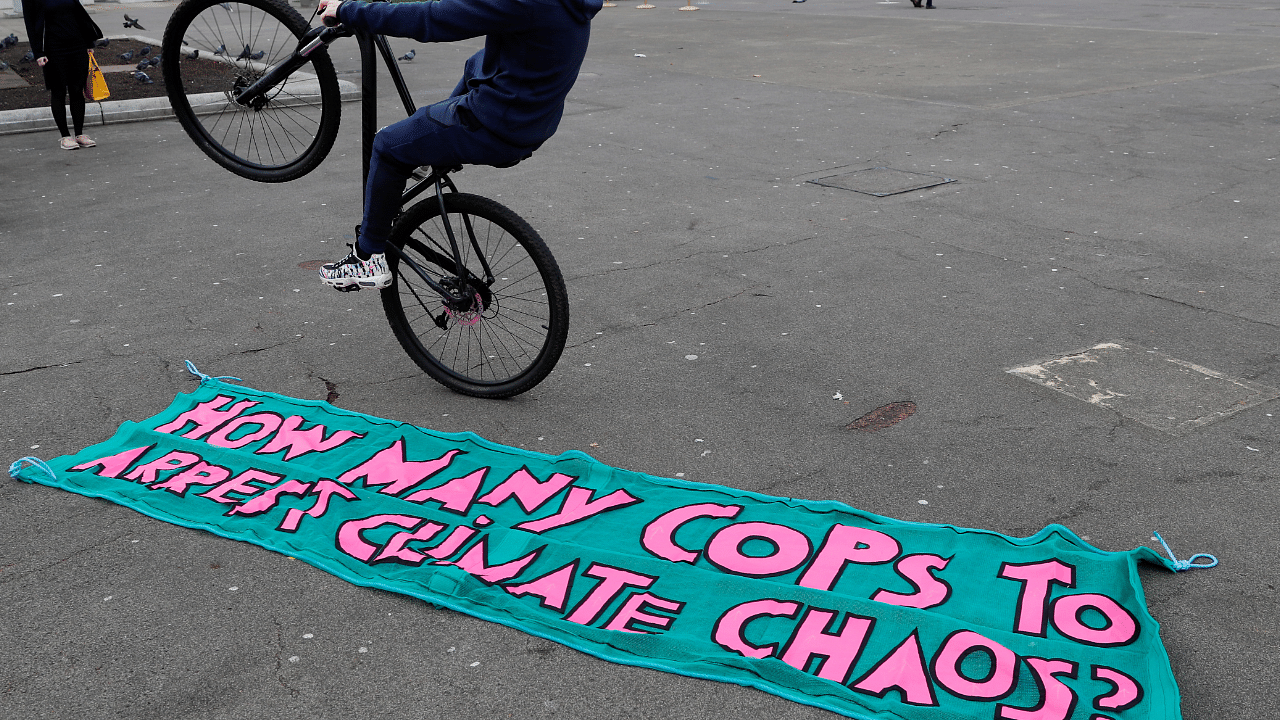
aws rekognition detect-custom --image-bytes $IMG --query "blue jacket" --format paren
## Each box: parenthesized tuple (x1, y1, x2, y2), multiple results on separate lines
(339, 0, 602, 148)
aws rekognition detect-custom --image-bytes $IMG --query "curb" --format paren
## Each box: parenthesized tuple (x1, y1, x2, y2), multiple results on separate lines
(0, 33, 358, 135)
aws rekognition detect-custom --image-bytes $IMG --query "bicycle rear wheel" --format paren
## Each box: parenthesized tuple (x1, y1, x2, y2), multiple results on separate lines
(382, 193, 570, 399)
(162, 0, 341, 182)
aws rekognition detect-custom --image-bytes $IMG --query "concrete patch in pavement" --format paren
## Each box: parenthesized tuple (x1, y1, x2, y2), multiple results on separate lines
(1007, 342, 1280, 435)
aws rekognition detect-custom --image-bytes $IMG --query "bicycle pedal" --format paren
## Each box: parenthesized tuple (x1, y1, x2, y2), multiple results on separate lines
(334, 284, 361, 293)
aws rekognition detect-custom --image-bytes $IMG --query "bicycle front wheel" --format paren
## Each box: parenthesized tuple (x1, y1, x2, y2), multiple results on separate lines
(162, 0, 341, 182)
(382, 193, 570, 399)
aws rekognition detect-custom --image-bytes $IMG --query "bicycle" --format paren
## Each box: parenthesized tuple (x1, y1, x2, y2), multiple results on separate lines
(160, 0, 569, 399)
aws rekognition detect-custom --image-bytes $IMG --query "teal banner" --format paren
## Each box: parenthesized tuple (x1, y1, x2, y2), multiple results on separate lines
(10, 375, 1196, 720)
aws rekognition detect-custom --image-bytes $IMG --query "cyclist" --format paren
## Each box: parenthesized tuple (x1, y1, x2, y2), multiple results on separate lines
(316, 0, 603, 291)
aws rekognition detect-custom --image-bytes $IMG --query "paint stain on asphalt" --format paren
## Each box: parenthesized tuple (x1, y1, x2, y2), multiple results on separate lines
(846, 401, 917, 432)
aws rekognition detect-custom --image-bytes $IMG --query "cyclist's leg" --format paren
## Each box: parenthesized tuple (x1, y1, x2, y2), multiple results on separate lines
(357, 98, 531, 256)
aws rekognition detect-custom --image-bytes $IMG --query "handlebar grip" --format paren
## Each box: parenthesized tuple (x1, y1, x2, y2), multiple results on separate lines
(321, 0, 344, 26)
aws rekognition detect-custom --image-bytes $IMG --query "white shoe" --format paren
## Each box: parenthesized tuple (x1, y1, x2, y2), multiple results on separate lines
(319, 244, 393, 290)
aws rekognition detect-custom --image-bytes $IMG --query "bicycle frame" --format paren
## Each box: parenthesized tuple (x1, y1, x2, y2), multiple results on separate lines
(233, 17, 493, 302)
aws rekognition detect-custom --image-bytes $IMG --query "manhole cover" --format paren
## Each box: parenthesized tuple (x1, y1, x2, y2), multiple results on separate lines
(808, 167, 954, 197)
(1007, 342, 1279, 435)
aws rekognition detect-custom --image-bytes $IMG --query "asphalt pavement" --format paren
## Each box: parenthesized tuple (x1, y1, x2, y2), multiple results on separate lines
(1, 1, 1277, 718)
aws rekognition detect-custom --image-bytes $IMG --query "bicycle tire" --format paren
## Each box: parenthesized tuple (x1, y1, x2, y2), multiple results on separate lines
(382, 193, 570, 399)
(162, 0, 342, 182)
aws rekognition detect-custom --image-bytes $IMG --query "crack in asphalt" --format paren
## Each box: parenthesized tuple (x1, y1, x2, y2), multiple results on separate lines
(0, 360, 84, 376)
(0, 530, 133, 586)
(930, 122, 968, 140)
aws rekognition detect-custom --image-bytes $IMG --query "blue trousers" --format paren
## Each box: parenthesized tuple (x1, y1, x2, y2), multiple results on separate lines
(357, 95, 532, 254)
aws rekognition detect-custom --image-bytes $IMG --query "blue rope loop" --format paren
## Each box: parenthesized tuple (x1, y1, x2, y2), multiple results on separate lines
(8, 456, 56, 483)
(1153, 531, 1218, 571)
(184, 360, 242, 385)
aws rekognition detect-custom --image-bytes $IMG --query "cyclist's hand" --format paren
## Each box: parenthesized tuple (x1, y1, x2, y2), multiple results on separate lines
(317, 0, 344, 27)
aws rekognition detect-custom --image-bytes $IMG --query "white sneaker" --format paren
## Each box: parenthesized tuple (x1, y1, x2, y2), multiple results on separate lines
(319, 244, 392, 290)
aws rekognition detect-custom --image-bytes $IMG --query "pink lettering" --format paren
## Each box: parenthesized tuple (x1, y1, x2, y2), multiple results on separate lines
(515, 486, 642, 533)
(336, 514, 423, 562)
(71, 445, 152, 478)
(997, 658, 1078, 720)
(278, 479, 358, 533)
(424, 523, 479, 560)
(641, 503, 743, 563)
(565, 564, 657, 626)
(198, 468, 284, 504)
(440, 537, 543, 583)
(1092, 665, 1143, 712)
(204, 413, 283, 450)
(153, 395, 260, 439)
(932, 630, 1019, 701)
(712, 599, 801, 659)
(402, 468, 488, 514)
(779, 608, 874, 684)
(705, 521, 813, 578)
(851, 631, 938, 706)
(150, 461, 232, 496)
(797, 524, 901, 592)
(505, 560, 579, 612)
(256, 415, 364, 460)
(373, 521, 447, 565)
(602, 592, 684, 634)
(227, 479, 313, 517)
(476, 466, 576, 514)
(872, 554, 953, 609)
(336, 440, 463, 496)
(1051, 594, 1139, 647)
(122, 451, 202, 484)
(998, 560, 1076, 636)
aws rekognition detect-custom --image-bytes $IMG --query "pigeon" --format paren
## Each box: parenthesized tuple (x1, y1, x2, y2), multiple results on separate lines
(119, 50, 134, 62)
(0, 60, 8, 71)
(20, 50, 34, 63)
(1, 33, 17, 49)
(186, 48, 200, 60)
(248, 49, 265, 61)
(213, 44, 227, 56)
(138, 45, 150, 57)
(123, 14, 145, 30)
(397, 49, 415, 62)
(93, 38, 110, 48)
(136, 59, 150, 71)
(148, 55, 161, 66)
(133, 71, 153, 84)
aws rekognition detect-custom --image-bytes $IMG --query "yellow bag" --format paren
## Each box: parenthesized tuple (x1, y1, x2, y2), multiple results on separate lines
(84, 50, 110, 102)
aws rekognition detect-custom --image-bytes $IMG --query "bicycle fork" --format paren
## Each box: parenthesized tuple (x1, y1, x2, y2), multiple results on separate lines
(231, 25, 348, 109)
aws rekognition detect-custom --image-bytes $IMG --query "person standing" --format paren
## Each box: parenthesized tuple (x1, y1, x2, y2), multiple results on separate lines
(24, 0, 103, 150)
